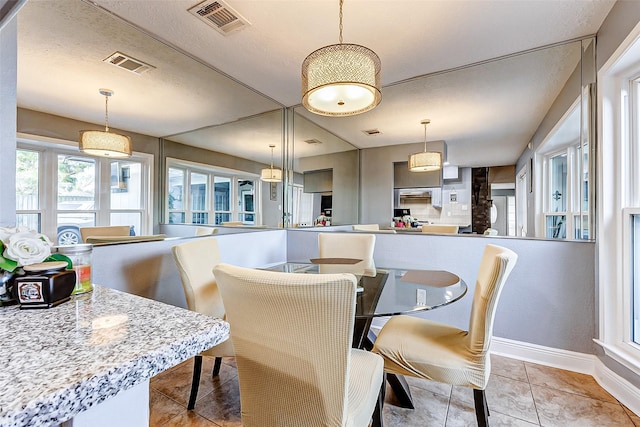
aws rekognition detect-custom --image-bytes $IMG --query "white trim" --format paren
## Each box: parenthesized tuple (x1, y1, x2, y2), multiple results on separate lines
(490, 337, 640, 417)
(491, 337, 595, 375)
(595, 339, 640, 373)
(597, 18, 640, 373)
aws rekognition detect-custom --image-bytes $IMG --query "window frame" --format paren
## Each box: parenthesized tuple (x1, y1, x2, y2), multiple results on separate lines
(597, 24, 640, 374)
(17, 135, 154, 242)
(165, 157, 261, 225)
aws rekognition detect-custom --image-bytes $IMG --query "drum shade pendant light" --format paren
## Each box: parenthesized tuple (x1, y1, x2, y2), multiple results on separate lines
(408, 119, 442, 172)
(301, 0, 381, 117)
(79, 89, 132, 158)
(261, 144, 282, 182)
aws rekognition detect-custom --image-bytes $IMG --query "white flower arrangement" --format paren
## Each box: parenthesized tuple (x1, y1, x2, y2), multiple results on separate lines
(0, 226, 54, 271)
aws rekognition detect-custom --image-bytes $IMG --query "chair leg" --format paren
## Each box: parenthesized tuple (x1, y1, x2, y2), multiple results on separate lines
(187, 355, 203, 410)
(473, 389, 489, 427)
(212, 356, 222, 377)
(371, 373, 386, 427)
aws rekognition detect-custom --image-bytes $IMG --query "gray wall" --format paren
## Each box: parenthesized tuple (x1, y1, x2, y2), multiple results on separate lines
(92, 229, 287, 308)
(0, 14, 17, 227)
(287, 229, 596, 354)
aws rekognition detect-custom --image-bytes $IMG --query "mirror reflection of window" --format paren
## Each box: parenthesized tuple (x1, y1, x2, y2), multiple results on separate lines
(168, 167, 185, 224)
(16, 149, 40, 232)
(190, 172, 208, 224)
(238, 180, 255, 225)
(214, 176, 231, 224)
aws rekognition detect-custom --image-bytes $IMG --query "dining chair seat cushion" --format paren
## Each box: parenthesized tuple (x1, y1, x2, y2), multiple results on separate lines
(372, 314, 486, 388)
(346, 348, 384, 427)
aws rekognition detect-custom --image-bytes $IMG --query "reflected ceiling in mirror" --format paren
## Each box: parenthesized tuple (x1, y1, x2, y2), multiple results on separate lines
(17, 0, 281, 139)
(295, 40, 583, 168)
(292, 109, 358, 173)
(167, 109, 285, 165)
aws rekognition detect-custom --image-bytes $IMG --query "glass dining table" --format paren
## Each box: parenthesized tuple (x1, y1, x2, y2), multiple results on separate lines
(264, 260, 468, 409)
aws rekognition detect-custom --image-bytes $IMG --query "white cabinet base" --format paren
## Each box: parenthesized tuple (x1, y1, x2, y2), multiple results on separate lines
(60, 380, 149, 427)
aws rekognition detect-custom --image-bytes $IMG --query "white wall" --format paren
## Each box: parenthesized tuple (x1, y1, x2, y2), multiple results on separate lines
(0, 12, 17, 227)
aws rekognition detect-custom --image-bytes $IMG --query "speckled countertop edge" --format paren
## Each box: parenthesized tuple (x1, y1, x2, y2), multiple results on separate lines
(0, 285, 229, 427)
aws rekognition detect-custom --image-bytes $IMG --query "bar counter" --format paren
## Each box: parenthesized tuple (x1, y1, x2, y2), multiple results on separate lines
(0, 285, 229, 427)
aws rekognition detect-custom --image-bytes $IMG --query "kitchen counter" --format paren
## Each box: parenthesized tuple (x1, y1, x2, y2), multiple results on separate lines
(0, 285, 229, 427)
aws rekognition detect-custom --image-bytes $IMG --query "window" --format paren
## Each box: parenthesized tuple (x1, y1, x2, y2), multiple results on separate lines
(289, 185, 314, 227)
(17, 138, 152, 245)
(598, 28, 640, 373)
(541, 143, 590, 240)
(166, 158, 260, 225)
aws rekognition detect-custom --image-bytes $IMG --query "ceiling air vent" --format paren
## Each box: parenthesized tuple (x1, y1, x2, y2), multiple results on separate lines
(304, 139, 323, 145)
(103, 52, 155, 75)
(362, 129, 382, 136)
(188, 0, 250, 35)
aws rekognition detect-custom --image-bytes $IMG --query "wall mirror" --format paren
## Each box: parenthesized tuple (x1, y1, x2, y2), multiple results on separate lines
(287, 108, 359, 227)
(16, 0, 595, 240)
(292, 37, 595, 240)
(17, 0, 285, 237)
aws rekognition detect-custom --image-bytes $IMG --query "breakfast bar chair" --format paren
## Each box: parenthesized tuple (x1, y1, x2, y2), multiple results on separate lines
(421, 224, 459, 234)
(172, 238, 234, 410)
(213, 263, 384, 427)
(372, 244, 518, 427)
(79, 225, 131, 242)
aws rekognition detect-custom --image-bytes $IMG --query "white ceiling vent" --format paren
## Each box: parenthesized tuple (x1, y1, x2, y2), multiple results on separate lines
(103, 52, 155, 75)
(362, 129, 382, 136)
(188, 0, 250, 35)
(304, 139, 323, 145)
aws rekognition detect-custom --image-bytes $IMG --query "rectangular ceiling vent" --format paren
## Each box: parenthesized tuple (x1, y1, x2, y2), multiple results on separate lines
(103, 52, 155, 75)
(304, 139, 323, 145)
(362, 129, 382, 136)
(188, 0, 250, 35)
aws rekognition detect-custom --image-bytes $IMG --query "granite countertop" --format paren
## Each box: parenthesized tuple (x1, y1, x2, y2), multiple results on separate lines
(0, 285, 230, 427)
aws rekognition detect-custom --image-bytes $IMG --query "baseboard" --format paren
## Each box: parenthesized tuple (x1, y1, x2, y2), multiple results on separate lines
(490, 337, 640, 416)
(490, 337, 596, 375)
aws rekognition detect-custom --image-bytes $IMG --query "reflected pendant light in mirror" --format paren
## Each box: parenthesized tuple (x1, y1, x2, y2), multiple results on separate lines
(261, 144, 282, 182)
(301, 0, 381, 117)
(408, 119, 441, 172)
(79, 89, 132, 158)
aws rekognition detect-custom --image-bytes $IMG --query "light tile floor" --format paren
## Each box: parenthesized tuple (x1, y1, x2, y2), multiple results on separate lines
(149, 354, 640, 426)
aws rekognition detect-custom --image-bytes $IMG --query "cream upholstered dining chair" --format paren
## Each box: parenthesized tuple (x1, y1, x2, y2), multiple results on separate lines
(352, 224, 380, 231)
(484, 228, 498, 236)
(194, 226, 218, 236)
(421, 224, 459, 234)
(372, 244, 517, 427)
(213, 263, 384, 427)
(172, 238, 234, 410)
(79, 225, 131, 243)
(318, 232, 376, 276)
(85, 234, 166, 244)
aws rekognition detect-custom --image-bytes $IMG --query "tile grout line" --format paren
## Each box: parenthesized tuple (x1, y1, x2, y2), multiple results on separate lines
(522, 362, 543, 426)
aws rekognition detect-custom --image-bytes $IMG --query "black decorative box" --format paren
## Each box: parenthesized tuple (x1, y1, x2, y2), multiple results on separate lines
(15, 262, 76, 309)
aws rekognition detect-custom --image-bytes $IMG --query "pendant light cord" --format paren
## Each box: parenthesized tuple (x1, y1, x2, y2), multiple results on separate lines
(269, 144, 275, 168)
(104, 93, 110, 132)
(423, 122, 428, 152)
(339, 0, 343, 44)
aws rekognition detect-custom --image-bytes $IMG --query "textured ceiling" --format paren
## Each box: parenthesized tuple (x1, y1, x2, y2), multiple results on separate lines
(16, 0, 615, 167)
